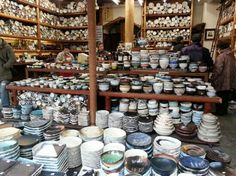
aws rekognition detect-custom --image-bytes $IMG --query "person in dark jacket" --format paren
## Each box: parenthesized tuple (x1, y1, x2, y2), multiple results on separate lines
(0, 38, 16, 107)
(172, 36, 185, 52)
(181, 33, 213, 70)
(212, 40, 236, 115)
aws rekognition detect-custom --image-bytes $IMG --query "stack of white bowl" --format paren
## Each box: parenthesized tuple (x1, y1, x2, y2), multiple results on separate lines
(78, 111, 89, 126)
(153, 136, 181, 158)
(169, 101, 181, 124)
(153, 113, 175, 135)
(180, 102, 192, 126)
(147, 100, 159, 117)
(60, 129, 79, 138)
(79, 126, 103, 142)
(159, 101, 169, 114)
(197, 113, 221, 143)
(103, 127, 126, 145)
(42, 106, 54, 120)
(96, 110, 109, 129)
(59, 137, 82, 168)
(0, 127, 21, 141)
(108, 112, 123, 128)
(81, 141, 104, 169)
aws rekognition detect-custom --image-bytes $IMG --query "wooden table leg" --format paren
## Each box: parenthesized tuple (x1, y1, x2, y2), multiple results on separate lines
(105, 96, 111, 111)
(204, 103, 212, 113)
(12, 90, 18, 106)
(25, 68, 29, 79)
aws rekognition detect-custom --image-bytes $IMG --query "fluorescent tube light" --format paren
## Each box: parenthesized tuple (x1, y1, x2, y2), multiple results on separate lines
(112, 0, 120, 5)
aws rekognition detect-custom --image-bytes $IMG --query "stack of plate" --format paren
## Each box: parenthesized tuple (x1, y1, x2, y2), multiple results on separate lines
(197, 113, 221, 143)
(178, 156, 209, 175)
(43, 125, 65, 141)
(79, 126, 103, 142)
(21, 104, 33, 121)
(30, 110, 43, 121)
(153, 136, 181, 158)
(23, 120, 51, 141)
(59, 137, 82, 168)
(81, 140, 104, 169)
(32, 141, 69, 173)
(69, 113, 78, 125)
(124, 149, 151, 176)
(126, 132, 153, 158)
(12, 106, 21, 119)
(151, 154, 178, 176)
(0, 127, 21, 141)
(206, 149, 231, 164)
(103, 127, 126, 145)
(0, 158, 43, 176)
(175, 123, 197, 139)
(108, 112, 124, 128)
(42, 106, 54, 120)
(180, 144, 206, 159)
(0, 140, 20, 160)
(101, 150, 125, 175)
(2, 107, 13, 118)
(17, 135, 40, 159)
(78, 111, 90, 127)
(154, 113, 175, 135)
(96, 110, 109, 129)
(138, 117, 154, 133)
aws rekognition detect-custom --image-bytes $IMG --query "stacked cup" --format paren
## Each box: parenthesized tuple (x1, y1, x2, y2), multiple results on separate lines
(96, 110, 109, 129)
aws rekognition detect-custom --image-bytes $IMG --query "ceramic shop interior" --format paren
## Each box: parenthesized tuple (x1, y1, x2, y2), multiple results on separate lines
(0, 0, 236, 175)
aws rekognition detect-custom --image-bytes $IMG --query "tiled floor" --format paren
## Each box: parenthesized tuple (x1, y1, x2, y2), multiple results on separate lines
(218, 111, 236, 169)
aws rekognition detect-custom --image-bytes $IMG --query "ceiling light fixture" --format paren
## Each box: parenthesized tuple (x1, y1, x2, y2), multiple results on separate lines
(138, 0, 144, 6)
(112, 0, 120, 5)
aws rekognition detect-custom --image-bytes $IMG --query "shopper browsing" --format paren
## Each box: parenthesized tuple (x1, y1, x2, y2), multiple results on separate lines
(55, 48, 74, 64)
(0, 38, 16, 107)
(211, 40, 236, 115)
(96, 41, 110, 58)
(172, 36, 185, 52)
(181, 33, 213, 70)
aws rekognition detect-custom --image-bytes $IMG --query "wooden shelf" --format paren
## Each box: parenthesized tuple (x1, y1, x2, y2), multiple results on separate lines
(146, 26, 190, 30)
(220, 16, 234, 26)
(16, 0, 38, 8)
(59, 12, 87, 17)
(40, 22, 88, 30)
(6, 84, 89, 105)
(147, 39, 189, 43)
(0, 34, 38, 40)
(14, 62, 36, 66)
(38, 6, 58, 15)
(14, 49, 39, 53)
(0, 13, 37, 24)
(146, 12, 191, 18)
(26, 68, 89, 74)
(39, 6, 86, 16)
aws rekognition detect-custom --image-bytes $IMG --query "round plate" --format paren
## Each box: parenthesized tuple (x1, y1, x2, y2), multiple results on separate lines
(180, 156, 209, 170)
(126, 132, 152, 148)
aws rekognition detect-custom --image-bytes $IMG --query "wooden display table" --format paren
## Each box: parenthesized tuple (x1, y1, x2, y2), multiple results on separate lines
(99, 91, 222, 113)
(6, 85, 89, 106)
(25, 67, 210, 81)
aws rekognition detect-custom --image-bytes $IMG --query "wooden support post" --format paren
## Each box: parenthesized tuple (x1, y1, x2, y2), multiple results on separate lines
(125, 0, 134, 43)
(105, 96, 111, 111)
(204, 103, 212, 113)
(88, 0, 97, 125)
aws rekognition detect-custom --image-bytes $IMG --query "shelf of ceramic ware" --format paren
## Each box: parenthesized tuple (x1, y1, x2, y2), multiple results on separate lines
(17, 0, 38, 8)
(14, 62, 36, 66)
(0, 13, 37, 25)
(40, 38, 88, 43)
(99, 91, 221, 113)
(108, 70, 209, 81)
(146, 12, 191, 18)
(146, 26, 190, 30)
(38, 6, 87, 17)
(39, 50, 88, 53)
(0, 34, 38, 40)
(40, 22, 88, 30)
(14, 49, 39, 53)
(220, 16, 234, 26)
(6, 85, 89, 106)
